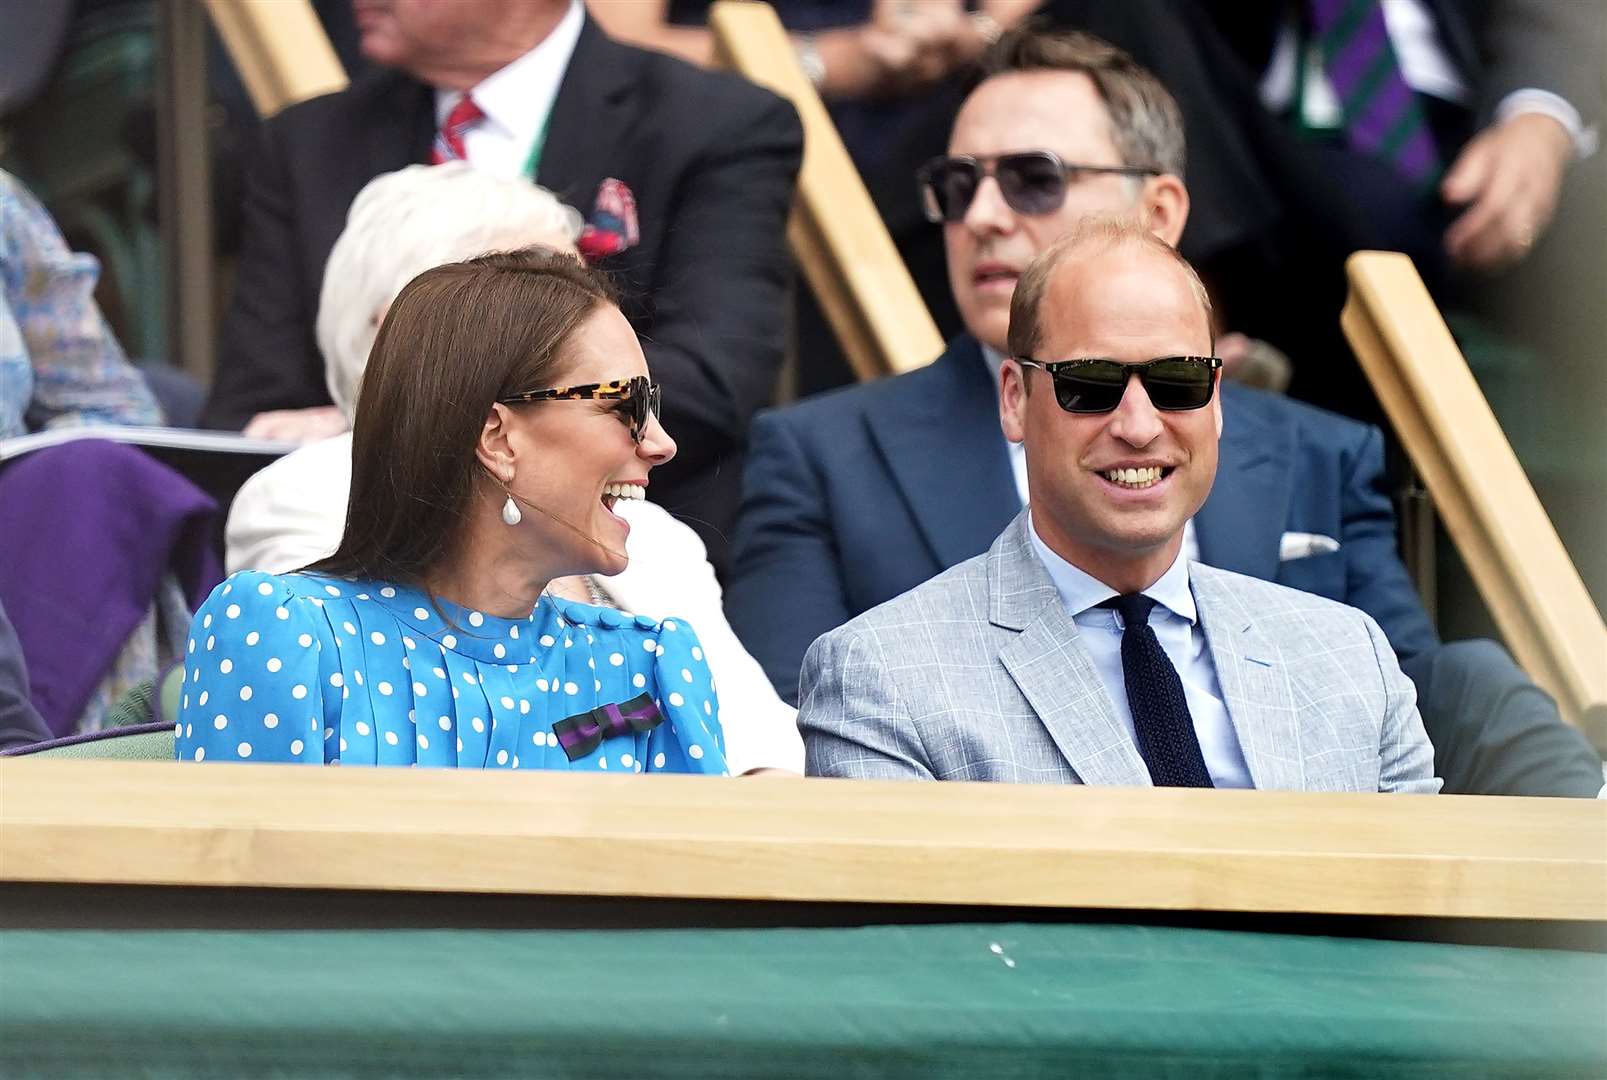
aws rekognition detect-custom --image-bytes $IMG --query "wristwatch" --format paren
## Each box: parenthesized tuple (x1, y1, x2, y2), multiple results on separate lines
(794, 34, 826, 90)
(970, 12, 1002, 47)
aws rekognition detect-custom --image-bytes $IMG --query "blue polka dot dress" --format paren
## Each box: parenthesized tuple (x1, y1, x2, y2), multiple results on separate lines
(175, 571, 727, 774)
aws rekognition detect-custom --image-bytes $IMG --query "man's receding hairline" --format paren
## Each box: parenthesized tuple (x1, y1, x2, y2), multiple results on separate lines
(1043, 242, 1213, 347)
(1007, 219, 1214, 361)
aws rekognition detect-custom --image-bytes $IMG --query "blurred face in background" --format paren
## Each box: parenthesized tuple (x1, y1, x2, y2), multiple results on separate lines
(353, 0, 559, 83)
(943, 70, 1161, 355)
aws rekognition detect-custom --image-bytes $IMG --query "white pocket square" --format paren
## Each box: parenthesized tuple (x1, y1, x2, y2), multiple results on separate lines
(1279, 531, 1340, 561)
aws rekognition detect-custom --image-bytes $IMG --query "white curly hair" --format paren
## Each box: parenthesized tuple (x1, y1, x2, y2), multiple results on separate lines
(315, 162, 584, 420)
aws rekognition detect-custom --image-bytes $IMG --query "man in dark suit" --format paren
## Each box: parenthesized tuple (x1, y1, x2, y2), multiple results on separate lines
(872, 1, 1602, 421)
(203, 0, 803, 569)
(1035, 0, 1602, 275)
(1033, 0, 1604, 419)
(727, 26, 1603, 796)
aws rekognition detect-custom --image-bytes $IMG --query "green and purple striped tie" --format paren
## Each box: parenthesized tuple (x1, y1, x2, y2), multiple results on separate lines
(1308, 0, 1441, 186)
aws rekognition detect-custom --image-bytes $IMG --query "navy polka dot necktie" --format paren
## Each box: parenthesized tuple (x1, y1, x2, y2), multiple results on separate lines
(1100, 593, 1214, 788)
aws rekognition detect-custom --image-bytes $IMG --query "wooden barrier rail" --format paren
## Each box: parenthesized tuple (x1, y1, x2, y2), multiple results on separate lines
(1343, 253, 1607, 744)
(200, 0, 347, 118)
(709, 1, 943, 379)
(3, 760, 1603, 921)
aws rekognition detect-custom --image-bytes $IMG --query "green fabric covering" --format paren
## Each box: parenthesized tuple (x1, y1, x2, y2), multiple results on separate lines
(1, 923, 1602, 1078)
(159, 663, 184, 726)
(25, 728, 172, 760)
(99, 679, 154, 730)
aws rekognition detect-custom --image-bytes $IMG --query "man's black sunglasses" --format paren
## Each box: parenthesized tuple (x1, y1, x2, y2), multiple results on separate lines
(498, 374, 662, 444)
(917, 151, 1158, 223)
(1014, 356, 1223, 414)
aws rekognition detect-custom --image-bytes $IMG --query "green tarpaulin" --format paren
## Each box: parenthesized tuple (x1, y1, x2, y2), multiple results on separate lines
(2, 922, 1603, 1078)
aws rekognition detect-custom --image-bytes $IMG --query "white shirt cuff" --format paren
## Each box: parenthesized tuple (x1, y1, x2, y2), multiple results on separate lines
(1494, 88, 1598, 160)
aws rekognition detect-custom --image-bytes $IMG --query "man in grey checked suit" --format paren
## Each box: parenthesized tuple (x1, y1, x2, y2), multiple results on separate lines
(798, 220, 1440, 793)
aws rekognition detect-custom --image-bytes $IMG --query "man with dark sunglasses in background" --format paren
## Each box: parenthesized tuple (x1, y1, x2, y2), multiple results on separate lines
(728, 26, 1604, 795)
(795, 218, 1438, 790)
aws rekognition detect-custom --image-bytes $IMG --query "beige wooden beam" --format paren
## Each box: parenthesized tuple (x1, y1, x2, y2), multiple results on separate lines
(1343, 252, 1607, 743)
(3, 760, 1603, 920)
(202, 0, 348, 119)
(710, 1, 943, 381)
(157, 0, 217, 381)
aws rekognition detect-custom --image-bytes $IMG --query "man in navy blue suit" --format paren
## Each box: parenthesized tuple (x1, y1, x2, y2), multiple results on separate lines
(727, 27, 1602, 796)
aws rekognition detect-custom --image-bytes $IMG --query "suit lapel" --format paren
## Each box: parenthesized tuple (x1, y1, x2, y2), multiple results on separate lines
(536, 17, 635, 213)
(1194, 386, 1292, 579)
(869, 338, 1022, 569)
(361, 69, 434, 175)
(989, 517, 1152, 786)
(1191, 565, 1305, 790)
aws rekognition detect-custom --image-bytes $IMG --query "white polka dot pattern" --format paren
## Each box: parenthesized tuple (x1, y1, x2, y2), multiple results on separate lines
(174, 571, 726, 774)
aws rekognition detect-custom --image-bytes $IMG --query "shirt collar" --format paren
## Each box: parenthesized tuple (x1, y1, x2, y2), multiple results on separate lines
(435, 0, 584, 153)
(1026, 511, 1197, 625)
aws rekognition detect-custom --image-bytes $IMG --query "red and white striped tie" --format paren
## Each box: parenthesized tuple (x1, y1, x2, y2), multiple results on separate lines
(431, 95, 484, 164)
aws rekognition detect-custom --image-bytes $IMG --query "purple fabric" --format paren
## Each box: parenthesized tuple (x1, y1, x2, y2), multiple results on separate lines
(1308, 0, 1439, 183)
(1318, 1, 1390, 92)
(1395, 127, 1439, 180)
(0, 440, 221, 736)
(1350, 75, 1413, 150)
(552, 692, 663, 762)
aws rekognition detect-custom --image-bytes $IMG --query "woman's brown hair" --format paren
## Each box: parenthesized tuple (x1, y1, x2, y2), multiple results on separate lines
(309, 245, 617, 585)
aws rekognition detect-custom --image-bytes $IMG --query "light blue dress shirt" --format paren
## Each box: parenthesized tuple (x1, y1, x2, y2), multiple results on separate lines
(1026, 514, 1252, 788)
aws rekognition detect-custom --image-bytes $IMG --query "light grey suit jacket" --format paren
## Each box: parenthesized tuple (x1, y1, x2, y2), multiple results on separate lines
(799, 513, 1439, 793)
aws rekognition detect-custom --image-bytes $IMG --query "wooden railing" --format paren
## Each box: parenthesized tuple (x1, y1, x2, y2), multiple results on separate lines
(1343, 253, 1607, 743)
(708, 1, 942, 380)
(200, 0, 347, 117)
(3, 760, 1604, 922)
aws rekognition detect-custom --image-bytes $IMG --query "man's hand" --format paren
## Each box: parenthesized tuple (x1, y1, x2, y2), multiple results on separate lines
(857, 0, 970, 97)
(816, 0, 1044, 100)
(1442, 112, 1573, 271)
(241, 405, 348, 443)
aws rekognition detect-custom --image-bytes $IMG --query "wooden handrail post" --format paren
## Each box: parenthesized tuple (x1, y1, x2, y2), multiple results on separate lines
(709, 1, 943, 381)
(156, 0, 216, 381)
(202, 0, 348, 118)
(1342, 252, 1607, 745)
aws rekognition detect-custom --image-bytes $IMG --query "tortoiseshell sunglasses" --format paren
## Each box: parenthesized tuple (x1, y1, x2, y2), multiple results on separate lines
(498, 375, 662, 444)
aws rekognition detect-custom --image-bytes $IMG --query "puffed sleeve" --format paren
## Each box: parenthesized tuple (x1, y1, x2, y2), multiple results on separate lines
(175, 571, 331, 764)
(643, 615, 727, 775)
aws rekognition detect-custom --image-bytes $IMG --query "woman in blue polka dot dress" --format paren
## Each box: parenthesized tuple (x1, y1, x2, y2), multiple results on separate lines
(178, 248, 725, 774)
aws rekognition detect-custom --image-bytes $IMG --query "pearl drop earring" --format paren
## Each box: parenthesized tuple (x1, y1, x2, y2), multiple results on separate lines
(501, 483, 522, 526)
